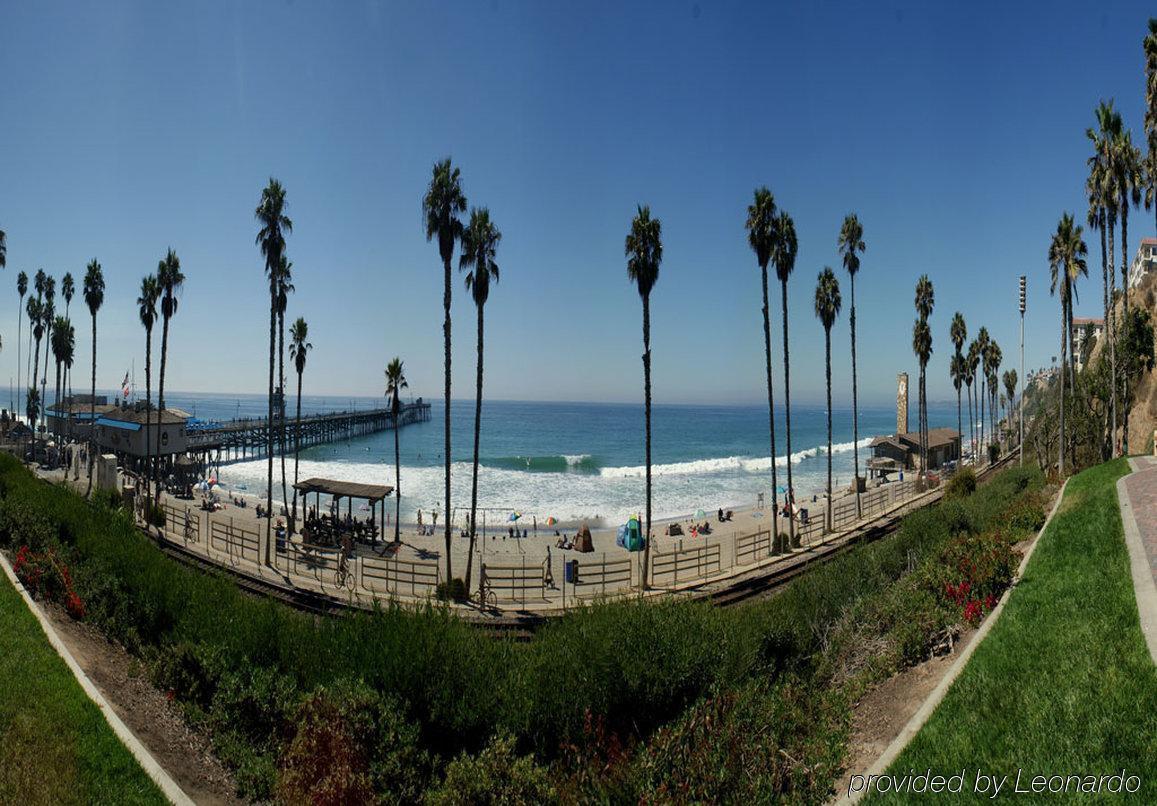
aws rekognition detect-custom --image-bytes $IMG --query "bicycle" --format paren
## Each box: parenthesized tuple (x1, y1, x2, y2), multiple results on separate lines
(335, 551, 356, 591)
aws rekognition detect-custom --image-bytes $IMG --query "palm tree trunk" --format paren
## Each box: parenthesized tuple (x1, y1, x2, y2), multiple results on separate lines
(760, 265, 779, 543)
(966, 382, 974, 462)
(850, 273, 860, 517)
(157, 311, 170, 501)
(291, 369, 303, 534)
(980, 376, 986, 463)
(16, 299, 21, 427)
(1108, 217, 1117, 455)
(144, 331, 152, 505)
(780, 279, 796, 546)
(86, 315, 96, 496)
(442, 255, 453, 584)
(31, 332, 42, 461)
(278, 309, 290, 536)
(955, 385, 962, 462)
(465, 303, 485, 592)
(266, 285, 275, 565)
(25, 315, 33, 420)
(641, 293, 654, 587)
(1121, 202, 1131, 455)
(1059, 294, 1067, 476)
(54, 360, 61, 439)
(393, 401, 401, 545)
(1100, 216, 1109, 458)
(824, 328, 832, 533)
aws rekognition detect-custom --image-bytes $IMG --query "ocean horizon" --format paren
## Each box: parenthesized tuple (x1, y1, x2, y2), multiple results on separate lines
(48, 390, 969, 527)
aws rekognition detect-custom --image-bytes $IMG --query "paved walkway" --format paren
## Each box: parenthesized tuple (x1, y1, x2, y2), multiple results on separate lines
(1116, 457, 1157, 664)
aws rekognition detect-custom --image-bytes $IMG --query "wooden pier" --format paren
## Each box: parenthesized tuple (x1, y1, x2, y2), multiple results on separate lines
(188, 401, 430, 464)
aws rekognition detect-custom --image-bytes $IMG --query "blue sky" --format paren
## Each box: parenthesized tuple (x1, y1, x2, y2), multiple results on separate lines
(0, 1, 1153, 407)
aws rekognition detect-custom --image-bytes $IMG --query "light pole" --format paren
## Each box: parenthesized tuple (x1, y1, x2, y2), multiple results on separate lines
(1019, 275, 1026, 466)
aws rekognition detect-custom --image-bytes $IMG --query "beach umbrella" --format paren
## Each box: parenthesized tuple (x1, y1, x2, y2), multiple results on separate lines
(508, 512, 521, 522)
(546, 516, 558, 526)
(694, 509, 706, 519)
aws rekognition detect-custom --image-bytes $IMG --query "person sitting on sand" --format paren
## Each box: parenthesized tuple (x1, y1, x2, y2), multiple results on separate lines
(718, 508, 724, 522)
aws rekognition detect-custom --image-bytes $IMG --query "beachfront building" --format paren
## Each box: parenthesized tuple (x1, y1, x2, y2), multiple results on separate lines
(867, 428, 961, 478)
(93, 406, 192, 476)
(1071, 316, 1104, 372)
(46, 395, 117, 441)
(1128, 236, 1157, 289)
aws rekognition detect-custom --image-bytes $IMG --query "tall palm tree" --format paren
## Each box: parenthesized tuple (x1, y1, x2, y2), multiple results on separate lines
(16, 271, 26, 424)
(275, 255, 294, 529)
(40, 275, 55, 421)
(138, 275, 159, 500)
(155, 249, 184, 496)
(745, 187, 780, 540)
(1003, 369, 1018, 446)
(966, 340, 981, 460)
(459, 207, 501, 591)
(814, 267, 841, 532)
(1049, 213, 1088, 476)
(28, 297, 44, 459)
(975, 327, 991, 460)
(912, 318, 933, 475)
(422, 158, 466, 585)
(914, 276, 935, 471)
(1088, 100, 1121, 453)
(1087, 163, 1111, 456)
(51, 316, 70, 438)
(950, 353, 966, 458)
(0, 227, 5, 269)
(255, 179, 292, 564)
(289, 317, 311, 533)
(838, 214, 865, 515)
(29, 269, 45, 391)
(385, 358, 407, 546)
(949, 312, 967, 457)
(83, 261, 104, 495)
(1146, 19, 1157, 237)
(625, 204, 662, 585)
(60, 272, 73, 435)
(985, 342, 1002, 450)
(1114, 128, 1142, 454)
(772, 211, 799, 544)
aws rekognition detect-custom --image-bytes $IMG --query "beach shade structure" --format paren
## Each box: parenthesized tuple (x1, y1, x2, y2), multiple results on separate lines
(546, 516, 558, 526)
(508, 512, 521, 522)
(694, 509, 706, 519)
(618, 515, 643, 552)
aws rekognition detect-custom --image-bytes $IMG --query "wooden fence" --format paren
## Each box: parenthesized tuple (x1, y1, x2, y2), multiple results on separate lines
(571, 553, 633, 599)
(650, 540, 722, 588)
(277, 541, 345, 587)
(360, 554, 440, 599)
(208, 518, 261, 565)
(161, 502, 201, 544)
(734, 528, 772, 566)
(480, 558, 549, 606)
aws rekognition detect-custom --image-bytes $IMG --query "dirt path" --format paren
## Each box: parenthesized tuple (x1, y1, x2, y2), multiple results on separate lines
(40, 602, 241, 805)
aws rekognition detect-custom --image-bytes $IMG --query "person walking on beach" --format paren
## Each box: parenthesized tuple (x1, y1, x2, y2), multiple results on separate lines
(417, 509, 423, 530)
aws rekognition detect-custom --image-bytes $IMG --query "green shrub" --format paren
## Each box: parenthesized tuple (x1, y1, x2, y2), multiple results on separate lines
(988, 442, 1001, 464)
(1003, 492, 1047, 534)
(425, 732, 556, 806)
(151, 641, 228, 710)
(436, 577, 468, 603)
(944, 468, 977, 499)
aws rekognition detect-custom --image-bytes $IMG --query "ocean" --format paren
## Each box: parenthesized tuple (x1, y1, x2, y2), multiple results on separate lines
(139, 391, 966, 527)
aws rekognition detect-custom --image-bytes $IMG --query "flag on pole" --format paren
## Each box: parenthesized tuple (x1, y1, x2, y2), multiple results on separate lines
(121, 371, 130, 399)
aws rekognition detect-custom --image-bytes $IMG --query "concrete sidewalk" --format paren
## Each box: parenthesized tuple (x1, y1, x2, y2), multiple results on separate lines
(1116, 457, 1157, 665)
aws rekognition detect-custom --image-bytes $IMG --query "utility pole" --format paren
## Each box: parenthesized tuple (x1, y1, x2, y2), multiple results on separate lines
(1019, 275, 1026, 466)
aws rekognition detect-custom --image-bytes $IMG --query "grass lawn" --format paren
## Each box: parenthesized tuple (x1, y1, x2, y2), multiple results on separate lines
(869, 459, 1157, 802)
(0, 565, 165, 805)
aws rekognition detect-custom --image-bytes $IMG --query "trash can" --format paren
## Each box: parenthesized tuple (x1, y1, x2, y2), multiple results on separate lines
(564, 559, 578, 584)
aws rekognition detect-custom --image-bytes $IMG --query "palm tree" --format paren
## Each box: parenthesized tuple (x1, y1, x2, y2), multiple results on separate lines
(912, 318, 933, 474)
(1049, 213, 1088, 476)
(1146, 19, 1157, 236)
(985, 342, 1002, 451)
(255, 178, 292, 564)
(155, 248, 184, 496)
(625, 204, 662, 585)
(83, 260, 104, 495)
(29, 269, 45, 391)
(40, 276, 55, 421)
(60, 272, 73, 435)
(0, 227, 5, 269)
(837, 214, 865, 516)
(949, 312, 967, 457)
(138, 275, 159, 500)
(772, 211, 799, 544)
(1114, 128, 1142, 454)
(975, 327, 991, 461)
(459, 207, 501, 592)
(16, 271, 26, 424)
(28, 297, 44, 459)
(745, 187, 780, 541)
(275, 255, 294, 530)
(966, 340, 981, 460)
(1088, 101, 1121, 453)
(950, 353, 966, 458)
(1003, 369, 1018, 446)
(1087, 162, 1111, 456)
(814, 267, 841, 532)
(385, 358, 408, 546)
(422, 158, 467, 585)
(289, 318, 312, 533)
(914, 276, 935, 472)
(51, 316, 70, 438)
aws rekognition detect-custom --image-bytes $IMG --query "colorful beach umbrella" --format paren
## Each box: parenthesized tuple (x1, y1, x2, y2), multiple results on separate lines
(508, 512, 521, 522)
(546, 516, 558, 526)
(694, 509, 706, 519)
